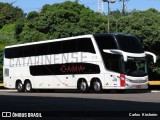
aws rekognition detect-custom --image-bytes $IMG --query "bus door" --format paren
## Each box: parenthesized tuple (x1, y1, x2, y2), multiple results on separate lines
(105, 58, 122, 87)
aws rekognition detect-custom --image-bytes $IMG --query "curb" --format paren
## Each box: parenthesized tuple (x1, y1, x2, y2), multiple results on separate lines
(151, 90, 160, 93)
(0, 83, 5, 89)
(0, 89, 16, 92)
(0, 83, 4, 87)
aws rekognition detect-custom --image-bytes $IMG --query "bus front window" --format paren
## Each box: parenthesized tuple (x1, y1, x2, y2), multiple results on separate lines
(125, 58, 147, 77)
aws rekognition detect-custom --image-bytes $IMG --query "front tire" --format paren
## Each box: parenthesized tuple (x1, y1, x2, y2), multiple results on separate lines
(17, 81, 25, 92)
(25, 81, 32, 92)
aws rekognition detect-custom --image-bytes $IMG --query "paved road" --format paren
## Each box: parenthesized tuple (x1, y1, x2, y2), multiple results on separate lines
(0, 90, 160, 119)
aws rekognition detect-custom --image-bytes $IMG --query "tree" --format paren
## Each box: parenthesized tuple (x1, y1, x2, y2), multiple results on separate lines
(0, 2, 24, 28)
(16, 1, 108, 41)
(110, 9, 122, 19)
(27, 11, 39, 20)
(0, 24, 16, 82)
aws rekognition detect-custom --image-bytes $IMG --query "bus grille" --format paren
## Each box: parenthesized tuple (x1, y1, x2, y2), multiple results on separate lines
(128, 79, 147, 83)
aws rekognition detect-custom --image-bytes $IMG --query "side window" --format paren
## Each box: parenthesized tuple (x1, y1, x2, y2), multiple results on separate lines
(5, 47, 23, 58)
(77, 38, 95, 53)
(48, 41, 62, 54)
(23, 45, 35, 57)
(5, 48, 11, 58)
(106, 36, 117, 49)
(14, 47, 23, 58)
(103, 54, 122, 73)
(94, 35, 121, 73)
(35, 43, 49, 56)
(108, 59, 121, 73)
(95, 35, 117, 50)
(62, 40, 77, 53)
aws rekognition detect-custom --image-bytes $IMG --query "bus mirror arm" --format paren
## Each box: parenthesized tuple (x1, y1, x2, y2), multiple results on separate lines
(103, 49, 128, 62)
(145, 51, 157, 63)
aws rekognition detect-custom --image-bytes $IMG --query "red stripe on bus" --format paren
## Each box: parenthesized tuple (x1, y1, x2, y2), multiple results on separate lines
(120, 74, 125, 87)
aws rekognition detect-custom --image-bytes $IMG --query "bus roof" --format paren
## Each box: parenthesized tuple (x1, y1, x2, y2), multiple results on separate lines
(5, 33, 137, 49)
(5, 34, 93, 49)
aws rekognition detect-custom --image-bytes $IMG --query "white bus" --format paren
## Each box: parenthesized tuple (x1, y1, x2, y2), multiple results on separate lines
(3, 33, 156, 92)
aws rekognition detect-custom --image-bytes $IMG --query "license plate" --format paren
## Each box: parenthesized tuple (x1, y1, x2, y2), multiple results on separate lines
(136, 85, 142, 88)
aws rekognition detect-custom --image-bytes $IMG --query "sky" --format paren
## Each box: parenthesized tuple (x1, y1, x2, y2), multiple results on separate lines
(0, 0, 160, 14)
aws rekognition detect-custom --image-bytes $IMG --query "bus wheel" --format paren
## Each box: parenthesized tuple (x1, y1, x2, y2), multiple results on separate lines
(25, 81, 32, 92)
(93, 81, 102, 93)
(78, 80, 88, 93)
(16, 81, 24, 92)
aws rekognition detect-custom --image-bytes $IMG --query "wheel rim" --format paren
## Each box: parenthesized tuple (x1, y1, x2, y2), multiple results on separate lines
(94, 82, 101, 91)
(80, 82, 86, 91)
(26, 83, 31, 91)
(18, 83, 22, 90)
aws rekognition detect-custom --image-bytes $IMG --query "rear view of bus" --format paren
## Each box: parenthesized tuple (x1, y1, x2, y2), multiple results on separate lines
(94, 33, 156, 89)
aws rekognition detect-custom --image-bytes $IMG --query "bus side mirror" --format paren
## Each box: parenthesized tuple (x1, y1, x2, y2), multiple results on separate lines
(103, 49, 128, 62)
(145, 51, 157, 63)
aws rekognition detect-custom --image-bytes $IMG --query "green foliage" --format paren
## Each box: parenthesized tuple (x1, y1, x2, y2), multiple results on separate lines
(0, 2, 24, 28)
(27, 11, 39, 20)
(15, 1, 108, 41)
(14, 17, 26, 39)
(110, 10, 122, 19)
(0, 24, 16, 45)
(19, 28, 47, 43)
(0, 24, 16, 82)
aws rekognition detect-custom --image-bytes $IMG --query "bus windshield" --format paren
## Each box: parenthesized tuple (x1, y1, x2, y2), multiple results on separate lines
(124, 58, 147, 77)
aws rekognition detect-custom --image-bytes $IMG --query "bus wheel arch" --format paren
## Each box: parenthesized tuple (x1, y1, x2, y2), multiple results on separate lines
(24, 79, 32, 92)
(77, 78, 89, 92)
(16, 80, 25, 92)
(91, 78, 102, 93)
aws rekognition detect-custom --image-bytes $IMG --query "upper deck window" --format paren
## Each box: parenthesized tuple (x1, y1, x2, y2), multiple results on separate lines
(94, 35, 118, 50)
(116, 35, 144, 53)
(5, 38, 95, 59)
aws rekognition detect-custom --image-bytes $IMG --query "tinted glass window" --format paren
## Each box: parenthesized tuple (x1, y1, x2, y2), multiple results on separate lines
(30, 63, 100, 75)
(23, 45, 35, 57)
(36, 43, 49, 56)
(125, 59, 147, 77)
(94, 35, 121, 73)
(48, 41, 62, 54)
(102, 53, 123, 73)
(94, 35, 118, 50)
(5, 38, 95, 59)
(77, 38, 95, 53)
(116, 35, 144, 53)
(62, 40, 77, 53)
(5, 47, 23, 58)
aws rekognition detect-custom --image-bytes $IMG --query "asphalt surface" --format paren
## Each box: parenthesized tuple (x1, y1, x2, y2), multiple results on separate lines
(0, 90, 160, 120)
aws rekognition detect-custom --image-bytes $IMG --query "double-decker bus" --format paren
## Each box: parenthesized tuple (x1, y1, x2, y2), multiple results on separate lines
(3, 33, 156, 92)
